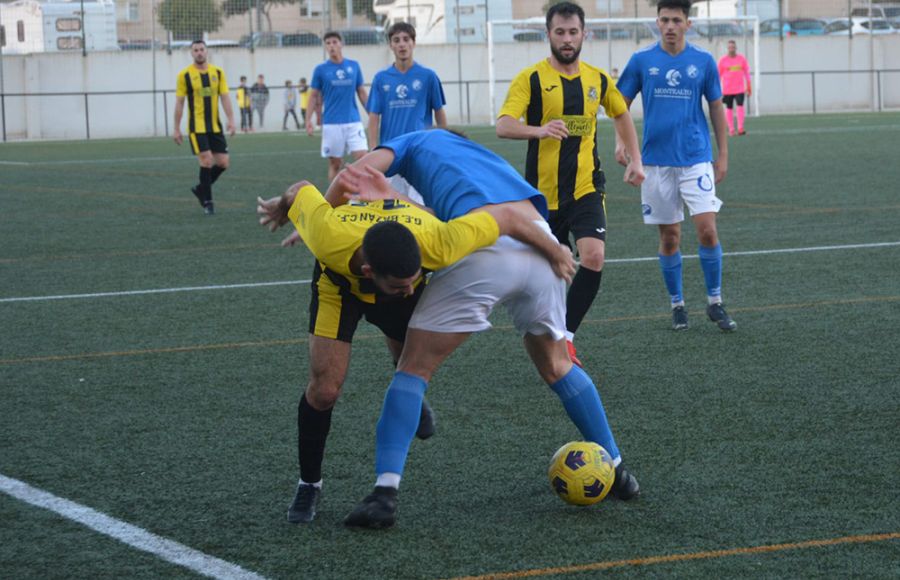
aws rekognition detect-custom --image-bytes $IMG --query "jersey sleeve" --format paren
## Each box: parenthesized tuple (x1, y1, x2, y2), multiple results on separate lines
(417, 211, 500, 270)
(615, 55, 641, 101)
(217, 68, 229, 95)
(601, 75, 628, 118)
(287, 184, 339, 260)
(367, 72, 383, 114)
(497, 69, 532, 121)
(175, 70, 188, 97)
(704, 55, 723, 102)
(378, 133, 414, 177)
(310, 65, 324, 91)
(429, 71, 446, 110)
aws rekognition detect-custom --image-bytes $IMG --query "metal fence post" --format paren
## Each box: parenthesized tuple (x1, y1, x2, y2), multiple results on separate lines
(84, 93, 90, 139)
(811, 71, 816, 114)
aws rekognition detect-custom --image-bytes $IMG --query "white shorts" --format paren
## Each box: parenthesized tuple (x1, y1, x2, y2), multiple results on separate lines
(321, 122, 367, 159)
(409, 222, 567, 339)
(389, 174, 424, 205)
(640, 163, 722, 225)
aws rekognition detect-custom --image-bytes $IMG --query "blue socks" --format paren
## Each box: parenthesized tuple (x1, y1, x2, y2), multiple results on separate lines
(374, 372, 428, 477)
(658, 251, 684, 305)
(698, 243, 723, 300)
(549, 366, 620, 461)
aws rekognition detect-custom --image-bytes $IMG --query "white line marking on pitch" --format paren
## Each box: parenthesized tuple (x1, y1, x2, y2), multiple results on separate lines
(0, 474, 267, 580)
(24, 149, 318, 166)
(1, 241, 898, 304)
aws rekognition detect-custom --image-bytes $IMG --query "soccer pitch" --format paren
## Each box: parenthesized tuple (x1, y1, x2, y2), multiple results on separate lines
(1, 113, 899, 579)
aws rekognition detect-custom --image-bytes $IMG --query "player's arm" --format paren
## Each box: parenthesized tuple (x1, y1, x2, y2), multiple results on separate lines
(611, 111, 644, 187)
(496, 115, 568, 141)
(305, 89, 320, 135)
(434, 107, 448, 128)
(173, 96, 186, 145)
(475, 202, 575, 283)
(329, 154, 435, 215)
(257, 180, 335, 248)
(708, 98, 729, 184)
(367, 112, 380, 150)
(743, 58, 752, 96)
(220, 93, 236, 136)
(356, 85, 369, 112)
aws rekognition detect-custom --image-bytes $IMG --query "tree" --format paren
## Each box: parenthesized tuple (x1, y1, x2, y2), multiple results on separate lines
(222, 0, 299, 32)
(158, 0, 223, 39)
(333, 0, 376, 23)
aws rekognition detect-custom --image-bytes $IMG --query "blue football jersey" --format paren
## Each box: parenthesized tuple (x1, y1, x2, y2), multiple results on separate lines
(367, 63, 446, 144)
(378, 130, 549, 222)
(310, 58, 364, 124)
(617, 42, 722, 166)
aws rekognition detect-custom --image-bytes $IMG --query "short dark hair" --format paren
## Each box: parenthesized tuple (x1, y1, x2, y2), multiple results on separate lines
(387, 22, 416, 42)
(546, 2, 585, 30)
(240, 75, 247, 81)
(656, 0, 692, 17)
(362, 221, 421, 279)
(191, 39, 206, 47)
(323, 31, 342, 42)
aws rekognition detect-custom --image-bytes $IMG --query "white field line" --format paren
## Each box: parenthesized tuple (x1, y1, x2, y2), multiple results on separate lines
(1, 240, 898, 304)
(10, 149, 319, 167)
(0, 473, 267, 580)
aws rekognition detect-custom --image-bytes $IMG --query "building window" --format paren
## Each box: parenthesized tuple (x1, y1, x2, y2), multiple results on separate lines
(56, 18, 82, 32)
(456, 27, 475, 36)
(57, 36, 83, 50)
(116, 0, 140, 22)
(17, 20, 25, 42)
(1, 26, 5, 47)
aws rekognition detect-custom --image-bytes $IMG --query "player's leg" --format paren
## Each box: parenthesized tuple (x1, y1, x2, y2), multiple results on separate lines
(191, 135, 216, 214)
(344, 329, 470, 529)
(643, 167, 688, 328)
(563, 191, 608, 366)
(735, 93, 746, 135)
(681, 164, 735, 331)
(723, 94, 736, 136)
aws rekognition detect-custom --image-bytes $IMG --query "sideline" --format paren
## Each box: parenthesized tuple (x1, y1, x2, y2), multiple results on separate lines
(1, 474, 267, 580)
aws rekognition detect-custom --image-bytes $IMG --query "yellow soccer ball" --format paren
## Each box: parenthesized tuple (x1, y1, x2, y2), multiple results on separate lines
(548, 441, 615, 506)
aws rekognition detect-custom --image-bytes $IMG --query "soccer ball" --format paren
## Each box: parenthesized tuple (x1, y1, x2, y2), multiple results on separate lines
(548, 441, 615, 506)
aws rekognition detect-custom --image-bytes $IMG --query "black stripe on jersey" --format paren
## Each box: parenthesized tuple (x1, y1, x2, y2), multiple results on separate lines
(200, 72, 215, 134)
(592, 74, 610, 192)
(558, 76, 584, 205)
(184, 72, 195, 134)
(524, 71, 543, 188)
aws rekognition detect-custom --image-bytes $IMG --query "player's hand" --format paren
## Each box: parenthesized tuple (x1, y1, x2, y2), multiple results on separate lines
(714, 156, 728, 184)
(281, 230, 302, 247)
(340, 164, 397, 201)
(551, 244, 576, 284)
(746, 87, 752, 97)
(538, 120, 569, 141)
(623, 159, 645, 187)
(305, 122, 314, 136)
(257, 183, 303, 232)
(173, 130, 183, 146)
(227, 121, 236, 137)
(614, 142, 630, 167)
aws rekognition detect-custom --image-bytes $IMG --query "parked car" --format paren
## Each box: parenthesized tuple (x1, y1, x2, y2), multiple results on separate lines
(825, 18, 896, 35)
(239, 31, 320, 48)
(850, 3, 900, 20)
(787, 18, 828, 36)
(512, 30, 546, 42)
(692, 21, 745, 38)
(587, 22, 697, 41)
(339, 27, 384, 45)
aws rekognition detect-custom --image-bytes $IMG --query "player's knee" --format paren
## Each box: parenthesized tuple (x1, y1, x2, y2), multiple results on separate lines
(305, 380, 342, 410)
(578, 250, 605, 272)
(217, 158, 230, 170)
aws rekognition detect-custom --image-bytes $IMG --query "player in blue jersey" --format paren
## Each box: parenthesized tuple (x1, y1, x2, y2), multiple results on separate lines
(615, 0, 736, 332)
(324, 130, 640, 529)
(307, 31, 369, 183)
(367, 22, 447, 204)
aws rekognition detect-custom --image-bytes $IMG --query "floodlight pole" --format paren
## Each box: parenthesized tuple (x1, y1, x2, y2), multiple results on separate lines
(80, 0, 87, 56)
(487, 21, 495, 126)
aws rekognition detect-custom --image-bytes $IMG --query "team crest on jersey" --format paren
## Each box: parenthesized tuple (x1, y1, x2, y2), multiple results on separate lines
(687, 65, 699, 78)
(412, 79, 423, 91)
(336, 69, 346, 80)
(587, 86, 598, 101)
(649, 67, 660, 76)
(396, 84, 409, 98)
(666, 69, 682, 87)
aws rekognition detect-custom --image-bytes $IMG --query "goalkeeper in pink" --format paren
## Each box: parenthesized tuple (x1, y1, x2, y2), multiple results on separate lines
(718, 40, 751, 136)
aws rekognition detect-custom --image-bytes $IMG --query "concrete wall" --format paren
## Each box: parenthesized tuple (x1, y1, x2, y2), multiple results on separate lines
(1, 35, 899, 141)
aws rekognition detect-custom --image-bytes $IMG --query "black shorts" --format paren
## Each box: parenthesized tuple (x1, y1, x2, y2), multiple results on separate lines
(549, 190, 607, 247)
(189, 132, 228, 156)
(722, 93, 745, 108)
(308, 262, 425, 343)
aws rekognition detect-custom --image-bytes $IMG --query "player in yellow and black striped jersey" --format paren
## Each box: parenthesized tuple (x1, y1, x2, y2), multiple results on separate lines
(173, 40, 235, 215)
(257, 180, 501, 523)
(496, 1, 644, 367)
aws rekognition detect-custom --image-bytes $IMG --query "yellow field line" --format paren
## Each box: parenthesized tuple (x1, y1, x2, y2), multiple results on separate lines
(444, 532, 900, 580)
(2, 296, 898, 366)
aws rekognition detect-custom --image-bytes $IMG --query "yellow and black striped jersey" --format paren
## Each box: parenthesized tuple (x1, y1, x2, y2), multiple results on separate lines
(499, 59, 627, 209)
(287, 184, 500, 304)
(176, 64, 229, 134)
(236, 86, 251, 109)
